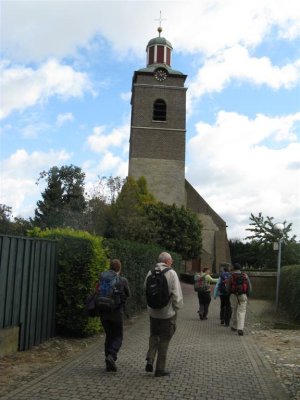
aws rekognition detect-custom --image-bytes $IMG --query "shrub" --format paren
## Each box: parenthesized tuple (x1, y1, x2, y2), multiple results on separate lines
(279, 265, 300, 322)
(29, 227, 108, 336)
(104, 239, 183, 316)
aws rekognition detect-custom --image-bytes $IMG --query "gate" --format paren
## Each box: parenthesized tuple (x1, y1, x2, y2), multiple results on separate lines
(0, 235, 57, 350)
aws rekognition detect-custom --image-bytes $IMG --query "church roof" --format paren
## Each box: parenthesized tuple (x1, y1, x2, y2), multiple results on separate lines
(147, 36, 173, 49)
(137, 63, 184, 76)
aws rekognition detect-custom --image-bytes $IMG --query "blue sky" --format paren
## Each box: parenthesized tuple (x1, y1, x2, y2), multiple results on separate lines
(1, 0, 299, 240)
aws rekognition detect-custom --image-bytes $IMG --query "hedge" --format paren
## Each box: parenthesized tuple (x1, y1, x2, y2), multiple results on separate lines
(279, 264, 300, 322)
(104, 239, 184, 316)
(29, 228, 108, 336)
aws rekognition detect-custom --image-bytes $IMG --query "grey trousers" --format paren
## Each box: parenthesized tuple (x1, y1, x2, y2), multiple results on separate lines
(146, 315, 177, 371)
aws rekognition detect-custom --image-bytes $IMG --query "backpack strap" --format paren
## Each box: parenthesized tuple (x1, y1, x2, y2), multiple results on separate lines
(152, 267, 171, 275)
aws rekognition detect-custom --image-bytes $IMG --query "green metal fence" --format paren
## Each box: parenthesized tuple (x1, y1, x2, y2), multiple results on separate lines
(0, 235, 58, 350)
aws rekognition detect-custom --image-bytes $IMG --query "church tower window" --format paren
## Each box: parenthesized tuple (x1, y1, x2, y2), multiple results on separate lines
(153, 99, 167, 121)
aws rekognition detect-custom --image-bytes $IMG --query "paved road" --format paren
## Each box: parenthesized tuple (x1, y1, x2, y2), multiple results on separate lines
(1, 283, 289, 400)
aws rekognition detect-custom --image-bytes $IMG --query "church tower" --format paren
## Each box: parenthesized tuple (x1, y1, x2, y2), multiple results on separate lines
(128, 26, 187, 206)
(128, 26, 231, 271)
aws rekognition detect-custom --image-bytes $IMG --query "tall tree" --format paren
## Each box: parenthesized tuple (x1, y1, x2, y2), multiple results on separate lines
(0, 204, 13, 234)
(245, 212, 296, 244)
(230, 213, 299, 268)
(34, 165, 87, 229)
(109, 176, 157, 241)
(144, 202, 203, 260)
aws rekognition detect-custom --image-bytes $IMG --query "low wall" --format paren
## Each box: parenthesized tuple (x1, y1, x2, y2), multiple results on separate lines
(247, 271, 276, 300)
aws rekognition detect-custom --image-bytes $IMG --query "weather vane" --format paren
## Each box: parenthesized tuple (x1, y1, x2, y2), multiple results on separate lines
(155, 11, 166, 36)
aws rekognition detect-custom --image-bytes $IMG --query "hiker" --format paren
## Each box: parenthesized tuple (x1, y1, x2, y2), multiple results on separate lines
(214, 263, 232, 326)
(194, 267, 218, 320)
(144, 252, 183, 377)
(97, 259, 130, 372)
(228, 262, 252, 336)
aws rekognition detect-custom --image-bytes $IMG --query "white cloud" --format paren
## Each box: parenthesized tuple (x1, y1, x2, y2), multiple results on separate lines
(56, 112, 74, 127)
(1, 1, 299, 62)
(186, 111, 300, 239)
(188, 46, 300, 104)
(0, 59, 92, 119)
(0, 148, 72, 218)
(87, 122, 130, 154)
(120, 91, 131, 102)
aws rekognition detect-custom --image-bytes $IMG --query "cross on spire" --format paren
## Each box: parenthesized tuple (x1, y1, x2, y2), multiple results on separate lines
(155, 11, 166, 36)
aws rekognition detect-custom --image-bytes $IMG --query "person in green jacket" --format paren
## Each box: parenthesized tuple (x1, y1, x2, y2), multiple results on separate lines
(195, 267, 218, 320)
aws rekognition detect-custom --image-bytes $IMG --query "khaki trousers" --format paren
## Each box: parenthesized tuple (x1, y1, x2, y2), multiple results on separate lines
(231, 294, 247, 331)
(146, 315, 177, 371)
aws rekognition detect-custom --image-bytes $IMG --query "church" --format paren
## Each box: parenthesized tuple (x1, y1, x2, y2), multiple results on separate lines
(128, 26, 231, 273)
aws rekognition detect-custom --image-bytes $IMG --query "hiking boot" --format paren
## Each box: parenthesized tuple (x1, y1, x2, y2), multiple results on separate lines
(155, 370, 170, 377)
(220, 320, 225, 325)
(105, 354, 117, 372)
(231, 327, 237, 331)
(145, 361, 153, 372)
(238, 330, 244, 336)
(198, 311, 204, 320)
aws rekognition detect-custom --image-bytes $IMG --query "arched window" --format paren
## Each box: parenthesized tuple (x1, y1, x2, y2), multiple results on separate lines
(153, 99, 167, 121)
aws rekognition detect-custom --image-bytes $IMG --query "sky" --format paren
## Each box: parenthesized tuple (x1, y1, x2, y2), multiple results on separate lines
(0, 0, 300, 241)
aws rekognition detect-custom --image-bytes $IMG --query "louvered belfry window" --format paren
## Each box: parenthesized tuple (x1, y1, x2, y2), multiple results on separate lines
(153, 99, 167, 121)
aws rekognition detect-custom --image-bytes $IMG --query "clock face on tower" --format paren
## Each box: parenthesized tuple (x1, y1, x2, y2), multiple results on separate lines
(154, 68, 167, 81)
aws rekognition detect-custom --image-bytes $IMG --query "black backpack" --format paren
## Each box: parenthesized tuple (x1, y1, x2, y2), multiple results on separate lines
(146, 267, 171, 309)
(95, 271, 122, 312)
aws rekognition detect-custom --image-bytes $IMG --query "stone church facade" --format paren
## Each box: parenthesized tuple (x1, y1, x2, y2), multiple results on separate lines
(128, 27, 231, 273)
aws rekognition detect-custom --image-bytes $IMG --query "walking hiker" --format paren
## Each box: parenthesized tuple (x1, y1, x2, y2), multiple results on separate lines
(214, 263, 232, 326)
(97, 259, 130, 372)
(228, 263, 252, 336)
(194, 267, 218, 320)
(144, 252, 183, 377)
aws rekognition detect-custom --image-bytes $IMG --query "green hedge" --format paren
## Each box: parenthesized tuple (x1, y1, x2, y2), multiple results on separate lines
(29, 228, 108, 336)
(279, 265, 300, 322)
(104, 239, 184, 316)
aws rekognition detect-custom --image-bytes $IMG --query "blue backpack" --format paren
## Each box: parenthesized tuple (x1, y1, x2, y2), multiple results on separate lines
(219, 271, 230, 295)
(95, 271, 121, 312)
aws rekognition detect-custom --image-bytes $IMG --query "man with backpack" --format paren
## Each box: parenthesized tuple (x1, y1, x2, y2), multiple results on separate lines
(214, 263, 232, 326)
(144, 252, 183, 377)
(96, 259, 130, 372)
(228, 263, 252, 336)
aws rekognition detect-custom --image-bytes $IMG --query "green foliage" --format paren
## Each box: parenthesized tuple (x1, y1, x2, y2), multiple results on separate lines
(230, 213, 298, 269)
(29, 227, 108, 336)
(104, 238, 183, 315)
(280, 265, 300, 322)
(230, 239, 300, 269)
(245, 212, 296, 244)
(34, 165, 87, 230)
(144, 202, 202, 260)
(108, 176, 202, 260)
(0, 203, 33, 236)
(109, 176, 157, 242)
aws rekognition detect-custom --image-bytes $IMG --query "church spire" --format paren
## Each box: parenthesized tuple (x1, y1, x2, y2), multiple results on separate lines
(146, 12, 172, 67)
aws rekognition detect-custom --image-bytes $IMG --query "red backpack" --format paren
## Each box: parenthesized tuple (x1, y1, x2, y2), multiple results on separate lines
(230, 272, 248, 295)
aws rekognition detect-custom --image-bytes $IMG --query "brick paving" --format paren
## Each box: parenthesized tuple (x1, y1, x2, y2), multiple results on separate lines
(0, 283, 290, 400)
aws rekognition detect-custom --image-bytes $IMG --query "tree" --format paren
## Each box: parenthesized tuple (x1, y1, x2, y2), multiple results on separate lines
(144, 202, 202, 260)
(230, 213, 299, 269)
(109, 176, 157, 242)
(0, 204, 33, 236)
(34, 165, 87, 229)
(245, 212, 296, 244)
(0, 204, 13, 234)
